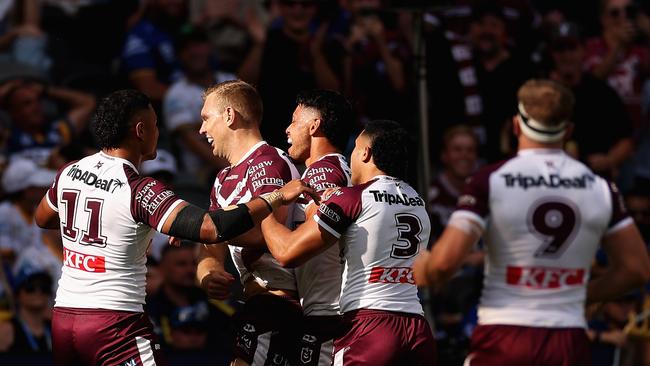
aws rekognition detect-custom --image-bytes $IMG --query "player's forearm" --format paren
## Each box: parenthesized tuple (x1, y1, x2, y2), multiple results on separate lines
(197, 244, 227, 282)
(260, 215, 297, 266)
(587, 268, 647, 304)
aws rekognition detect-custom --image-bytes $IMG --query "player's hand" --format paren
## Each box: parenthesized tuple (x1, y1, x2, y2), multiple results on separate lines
(168, 236, 181, 246)
(413, 250, 431, 288)
(278, 179, 320, 205)
(200, 269, 235, 300)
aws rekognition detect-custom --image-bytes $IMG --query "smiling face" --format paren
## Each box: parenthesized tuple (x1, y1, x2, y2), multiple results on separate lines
(286, 104, 318, 163)
(442, 132, 477, 181)
(199, 93, 227, 158)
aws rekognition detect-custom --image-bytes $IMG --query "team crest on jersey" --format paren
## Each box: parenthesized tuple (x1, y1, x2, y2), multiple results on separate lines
(301, 347, 313, 364)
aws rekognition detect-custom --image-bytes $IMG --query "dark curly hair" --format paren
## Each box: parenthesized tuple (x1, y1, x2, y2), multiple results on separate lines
(296, 89, 353, 152)
(92, 89, 151, 149)
(363, 120, 410, 180)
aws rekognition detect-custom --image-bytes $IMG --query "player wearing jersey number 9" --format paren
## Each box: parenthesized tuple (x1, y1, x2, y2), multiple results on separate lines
(32, 89, 313, 366)
(414, 79, 650, 366)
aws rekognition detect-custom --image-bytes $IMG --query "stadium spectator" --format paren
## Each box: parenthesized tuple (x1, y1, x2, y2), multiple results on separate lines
(547, 21, 634, 179)
(0, 158, 60, 284)
(33, 88, 311, 366)
(427, 125, 483, 365)
(415, 79, 650, 365)
(196, 80, 302, 366)
(0, 0, 51, 73)
(260, 120, 436, 365)
(625, 186, 650, 243)
(0, 79, 95, 168)
(342, 0, 412, 125)
(121, 0, 189, 103)
(285, 89, 353, 366)
(4, 271, 53, 354)
(163, 28, 233, 182)
(256, 0, 344, 150)
(146, 243, 232, 352)
(584, 0, 650, 129)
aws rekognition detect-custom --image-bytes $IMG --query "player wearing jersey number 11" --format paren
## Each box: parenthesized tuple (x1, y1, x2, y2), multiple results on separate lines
(33, 89, 314, 366)
(414, 79, 650, 366)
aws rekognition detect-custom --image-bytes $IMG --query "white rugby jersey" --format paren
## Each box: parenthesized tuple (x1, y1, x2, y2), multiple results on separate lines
(210, 141, 300, 291)
(46, 152, 183, 312)
(294, 153, 351, 316)
(315, 175, 430, 315)
(454, 148, 632, 328)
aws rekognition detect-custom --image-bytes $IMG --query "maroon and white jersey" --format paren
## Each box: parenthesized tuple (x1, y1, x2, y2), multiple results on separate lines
(314, 175, 430, 315)
(46, 152, 182, 312)
(210, 141, 300, 290)
(294, 153, 351, 316)
(455, 148, 632, 328)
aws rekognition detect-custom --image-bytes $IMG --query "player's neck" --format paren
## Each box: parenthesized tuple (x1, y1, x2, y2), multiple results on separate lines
(306, 139, 340, 167)
(441, 171, 466, 192)
(359, 166, 386, 184)
(102, 148, 142, 169)
(227, 129, 264, 165)
(518, 136, 564, 151)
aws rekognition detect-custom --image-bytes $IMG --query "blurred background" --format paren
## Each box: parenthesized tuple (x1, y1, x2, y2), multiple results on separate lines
(0, 0, 650, 365)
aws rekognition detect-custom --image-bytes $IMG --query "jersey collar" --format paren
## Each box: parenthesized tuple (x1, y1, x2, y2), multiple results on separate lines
(517, 148, 566, 156)
(99, 151, 139, 173)
(232, 141, 267, 167)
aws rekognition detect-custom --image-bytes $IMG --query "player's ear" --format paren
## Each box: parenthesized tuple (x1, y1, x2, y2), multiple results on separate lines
(512, 116, 521, 137)
(135, 121, 145, 140)
(563, 122, 575, 140)
(309, 118, 321, 136)
(225, 107, 235, 127)
(362, 145, 372, 163)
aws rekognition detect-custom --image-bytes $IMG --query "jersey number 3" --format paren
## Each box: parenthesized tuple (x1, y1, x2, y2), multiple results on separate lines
(391, 213, 423, 259)
(528, 198, 580, 259)
(61, 189, 107, 248)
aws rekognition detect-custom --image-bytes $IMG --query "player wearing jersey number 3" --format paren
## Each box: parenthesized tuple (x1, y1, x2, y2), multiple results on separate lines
(33, 89, 313, 366)
(414, 79, 650, 366)
(261, 120, 436, 365)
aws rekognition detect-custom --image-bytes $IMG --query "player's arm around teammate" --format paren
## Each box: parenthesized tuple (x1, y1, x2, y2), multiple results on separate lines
(35, 178, 315, 244)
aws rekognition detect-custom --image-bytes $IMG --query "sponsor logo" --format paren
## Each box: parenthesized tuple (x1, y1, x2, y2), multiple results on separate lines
(63, 247, 106, 273)
(369, 266, 415, 284)
(134, 181, 175, 215)
(251, 177, 284, 191)
(67, 165, 124, 193)
(318, 204, 341, 222)
(248, 160, 274, 175)
(306, 166, 334, 177)
(501, 173, 595, 190)
(457, 194, 476, 207)
(224, 174, 239, 181)
(369, 190, 424, 207)
(301, 347, 313, 364)
(506, 266, 585, 289)
(271, 353, 287, 365)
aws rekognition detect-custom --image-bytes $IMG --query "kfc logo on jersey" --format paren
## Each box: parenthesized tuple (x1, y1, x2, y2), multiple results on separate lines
(369, 266, 415, 285)
(506, 265, 585, 289)
(63, 248, 106, 273)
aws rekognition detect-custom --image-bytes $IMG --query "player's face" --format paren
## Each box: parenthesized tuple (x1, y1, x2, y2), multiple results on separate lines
(286, 104, 317, 162)
(350, 132, 370, 184)
(142, 105, 159, 161)
(442, 133, 477, 180)
(200, 93, 227, 157)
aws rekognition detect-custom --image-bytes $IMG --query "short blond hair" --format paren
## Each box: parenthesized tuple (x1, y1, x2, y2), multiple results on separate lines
(517, 79, 574, 127)
(204, 80, 263, 125)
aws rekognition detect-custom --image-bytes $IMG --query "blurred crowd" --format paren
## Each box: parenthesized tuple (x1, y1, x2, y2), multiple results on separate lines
(0, 0, 649, 365)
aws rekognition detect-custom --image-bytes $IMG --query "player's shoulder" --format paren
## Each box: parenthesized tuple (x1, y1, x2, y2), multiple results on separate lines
(247, 143, 293, 169)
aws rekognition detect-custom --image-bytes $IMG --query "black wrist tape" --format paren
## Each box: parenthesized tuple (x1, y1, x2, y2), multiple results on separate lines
(209, 204, 255, 242)
(168, 204, 205, 242)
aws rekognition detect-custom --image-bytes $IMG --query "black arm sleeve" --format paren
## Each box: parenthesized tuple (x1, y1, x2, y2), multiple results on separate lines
(209, 204, 255, 242)
(168, 204, 205, 242)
